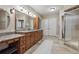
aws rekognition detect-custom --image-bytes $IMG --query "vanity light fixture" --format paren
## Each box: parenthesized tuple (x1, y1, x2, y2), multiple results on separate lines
(28, 12, 36, 17)
(18, 6, 36, 18)
(19, 7, 23, 11)
(25, 10, 28, 14)
(29, 12, 31, 15)
(29, 12, 32, 16)
(10, 8, 15, 14)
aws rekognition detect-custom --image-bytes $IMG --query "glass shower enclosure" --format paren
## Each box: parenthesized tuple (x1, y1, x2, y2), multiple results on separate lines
(63, 8, 79, 51)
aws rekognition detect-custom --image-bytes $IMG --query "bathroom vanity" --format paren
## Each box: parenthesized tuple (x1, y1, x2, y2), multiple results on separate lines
(16, 30, 43, 53)
(0, 7, 43, 54)
(0, 30, 43, 54)
(0, 34, 25, 54)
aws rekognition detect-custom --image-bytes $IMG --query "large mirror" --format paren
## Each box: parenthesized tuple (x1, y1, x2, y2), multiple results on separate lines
(0, 8, 10, 30)
(15, 10, 34, 31)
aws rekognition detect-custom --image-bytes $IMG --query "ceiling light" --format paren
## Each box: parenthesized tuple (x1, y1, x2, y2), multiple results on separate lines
(50, 8, 56, 11)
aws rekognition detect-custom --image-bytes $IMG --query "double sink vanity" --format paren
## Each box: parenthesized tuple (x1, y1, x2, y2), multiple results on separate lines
(0, 6, 43, 54)
(0, 30, 43, 54)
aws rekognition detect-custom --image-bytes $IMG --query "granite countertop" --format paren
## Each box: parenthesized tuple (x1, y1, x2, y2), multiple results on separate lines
(0, 34, 24, 42)
(16, 29, 42, 33)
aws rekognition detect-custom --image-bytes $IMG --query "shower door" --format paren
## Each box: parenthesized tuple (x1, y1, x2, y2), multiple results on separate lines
(64, 14, 79, 41)
(64, 12, 79, 51)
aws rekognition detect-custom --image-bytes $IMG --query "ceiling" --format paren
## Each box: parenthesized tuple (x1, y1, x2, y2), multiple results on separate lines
(30, 5, 64, 16)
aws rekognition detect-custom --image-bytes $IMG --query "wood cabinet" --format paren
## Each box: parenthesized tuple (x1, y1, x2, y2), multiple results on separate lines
(30, 32, 35, 47)
(25, 33, 31, 50)
(34, 16, 39, 30)
(0, 30, 43, 54)
(0, 37, 20, 54)
(16, 30, 43, 54)
(38, 30, 43, 40)
(34, 31, 38, 44)
(18, 36, 26, 54)
(34, 30, 43, 43)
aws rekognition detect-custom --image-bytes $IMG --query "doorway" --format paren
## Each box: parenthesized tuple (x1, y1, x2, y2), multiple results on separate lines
(43, 16, 57, 37)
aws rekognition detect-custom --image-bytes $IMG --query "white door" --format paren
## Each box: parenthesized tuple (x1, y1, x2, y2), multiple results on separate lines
(43, 19, 49, 36)
(43, 17, 57, 37)
(48, 18, 57, 36)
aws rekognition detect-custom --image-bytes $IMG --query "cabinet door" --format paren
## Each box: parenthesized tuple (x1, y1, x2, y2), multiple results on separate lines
(39, 31, 42, 41)
(38, 30, 43, 41)
(20, 45, 26, 54)
(30, 32, 35, 47)
(25, 36, 31, 50)
(20, 37, 25, 46)
(19, 36, 26, 54)
(36, 31, 39, 42)
(34, 31, 38, 43)
(41, 30, 43, 39)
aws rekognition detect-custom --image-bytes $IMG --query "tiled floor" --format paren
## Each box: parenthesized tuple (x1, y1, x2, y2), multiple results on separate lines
(25, 36, 78, 54)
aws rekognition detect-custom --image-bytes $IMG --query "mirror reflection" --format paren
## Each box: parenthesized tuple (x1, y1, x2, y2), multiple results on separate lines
(0, 8, 10, 30)
(15, 10, 34, 31)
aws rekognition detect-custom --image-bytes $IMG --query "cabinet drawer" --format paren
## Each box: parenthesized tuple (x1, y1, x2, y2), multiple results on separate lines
(14, 38, 19, 42)
(20, 37, 25, 41)
(8, 39, 14, 44)
(0, 41, 8, 45)
(25, 33, 31, 36)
